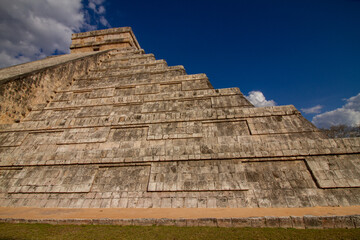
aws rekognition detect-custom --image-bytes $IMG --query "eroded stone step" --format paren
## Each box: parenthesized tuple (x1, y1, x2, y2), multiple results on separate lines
(84, 64, 181, 78)
(15, 105, 299, 132)
(45, 88, 248, 110)
(1, 133, 357, 169)
(63, 74, 209, 93)
(69, 66, 186, 90)
(102, 53, 155, 64)
(53, 79, 213, 102)
(90, 59, 168, 72)
(108, 48, 145, 56)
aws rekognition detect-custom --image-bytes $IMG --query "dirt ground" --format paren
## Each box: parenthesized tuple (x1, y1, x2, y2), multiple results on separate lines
(1, 206, 360, 220)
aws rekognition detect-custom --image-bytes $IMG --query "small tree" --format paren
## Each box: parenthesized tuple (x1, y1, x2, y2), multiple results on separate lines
(321, 124, 360, 138)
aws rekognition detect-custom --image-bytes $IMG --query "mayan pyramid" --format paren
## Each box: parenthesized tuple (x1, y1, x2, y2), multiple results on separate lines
(0, 27, 360, 211)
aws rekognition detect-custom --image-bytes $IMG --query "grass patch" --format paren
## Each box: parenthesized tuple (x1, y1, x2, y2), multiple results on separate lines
(0, 223, 359, 240)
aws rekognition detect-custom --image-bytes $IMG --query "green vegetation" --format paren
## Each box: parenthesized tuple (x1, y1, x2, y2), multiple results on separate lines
(0, 223, 360, 240)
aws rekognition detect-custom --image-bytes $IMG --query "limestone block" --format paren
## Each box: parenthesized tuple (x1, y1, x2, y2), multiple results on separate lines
(77, 106, 113, 118)
(211, 95, 251, 108)
(148, 160, 249, 192)
(53, 92, 73, 102)
(148, 122, 202, 139)
(304, 215, 323, 229)
(160, 83, 182, 93)
(319, 216, 336, 229)
(135, 84, 160, 95)
(23, 110, 50, 121)
(278, 216, 293, 228)
(306, 155, 360, 188)
(217, 218, 232, 227)
(334, 216, 355, 229)
(352, 215, 360, 228)
(91, 166, 150, 192)
(247, 115, 317, 135)
(6, 166, 97, 194)
(0, 132, 28, 147)
(250, 217, 266, 228)
(21, 131, 63, 146)
(265, 216, 280, 228)
(156, 218, 175, 226)
(231, 218, 251, 228)
(182, 79, 212, 91)
(58, 127, 110, 144)
(173, 219, 187, 227)
(142, 100, 178, 113)
(290, 216, 305, 229)
(203, 120, 250, 137)
(114, 87, 135, 97)
(198, 218, 217, 227)
(85, 88, 115, 99)
(110, 127, 148, 141)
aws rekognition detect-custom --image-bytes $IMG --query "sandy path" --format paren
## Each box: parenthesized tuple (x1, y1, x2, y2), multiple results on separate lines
(1, 206, 360, 220)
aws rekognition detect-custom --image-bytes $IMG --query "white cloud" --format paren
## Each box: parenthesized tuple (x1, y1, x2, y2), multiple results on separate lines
(90, 0, 105, 5)
(245, 91, 276, 107)
(0, 0, 111, 68)
(301, 105, 323, 114)
(99, 16, 111, 27)
(88, 2, 97, 11)
(312, 93, 360, 128)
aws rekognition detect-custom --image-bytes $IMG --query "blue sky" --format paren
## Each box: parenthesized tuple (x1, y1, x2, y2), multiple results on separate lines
(0, 0, 359, 128)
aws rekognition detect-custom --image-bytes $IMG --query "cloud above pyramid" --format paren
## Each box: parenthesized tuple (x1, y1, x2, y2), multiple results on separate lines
(0, 0, 110, 68)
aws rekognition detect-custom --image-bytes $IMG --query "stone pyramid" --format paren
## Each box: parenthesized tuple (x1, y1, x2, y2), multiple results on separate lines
(0, 27, 360, 210)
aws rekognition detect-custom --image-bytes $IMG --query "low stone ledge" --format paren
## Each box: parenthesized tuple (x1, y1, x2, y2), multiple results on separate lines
(265, 216, 280, 228)
(290, 216, 305, 229)
(155, 218, 175, 226)
(0, 215, 359, 228)
(250, 217, 266, 228)
(304, 215, 323, 229)
(278, 216, 293, 228)
(197, 218, 217, 227)
(231, 218, 251, 227)
(217, 218, 232, 227)
(334, 216, 356, 229)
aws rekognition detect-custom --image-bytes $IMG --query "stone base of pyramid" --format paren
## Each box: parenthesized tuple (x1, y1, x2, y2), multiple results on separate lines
(0, 206, 360, 228)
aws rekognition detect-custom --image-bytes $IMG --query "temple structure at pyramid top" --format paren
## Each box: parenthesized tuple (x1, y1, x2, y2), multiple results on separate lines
(70, 27, 141, 53)
(0, 27, 359, 211)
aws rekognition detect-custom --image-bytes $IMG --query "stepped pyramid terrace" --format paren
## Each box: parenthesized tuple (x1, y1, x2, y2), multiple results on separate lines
(0, 27, 360, 228)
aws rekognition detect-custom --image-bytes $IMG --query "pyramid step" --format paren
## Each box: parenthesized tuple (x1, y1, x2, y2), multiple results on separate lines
(53, 85, 237, 105)
(69, 75, 213, 96)
(61, 73, 208, 93)
(103, 53, 155, 63)
(75, 65, 186, 81)
(108, 48, 145, 56)
(90, 59, 168, 72)
(44, 87, 247, 110)
(15, 105, 310, 136)
(101, 54, 156, 67)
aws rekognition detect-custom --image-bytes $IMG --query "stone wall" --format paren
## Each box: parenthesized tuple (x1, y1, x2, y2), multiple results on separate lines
(0, 51, 110, 124)
(1, 215, 359, 229)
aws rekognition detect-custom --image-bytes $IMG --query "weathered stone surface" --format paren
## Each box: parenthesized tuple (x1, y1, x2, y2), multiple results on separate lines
(290, 216, 305, 229)
(217, 218, 232, 228)
(231, 218, 251, 228)
(148, 160, 248, 192)
(0, 51, 109, 124)
(0, 27, 359, 211)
